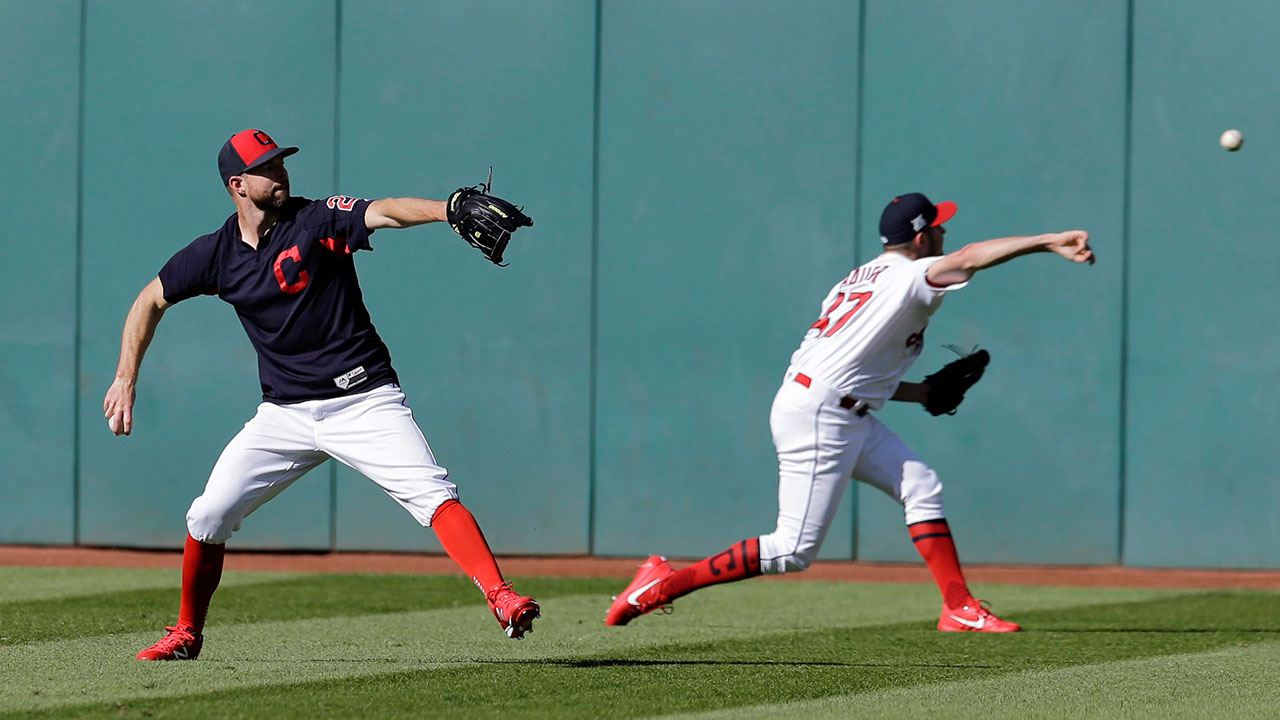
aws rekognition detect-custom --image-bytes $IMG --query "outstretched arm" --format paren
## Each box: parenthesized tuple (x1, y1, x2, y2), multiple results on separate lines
(364, 198, 447, 230)
(926, 230, 1095, 287)
(103, 277, 171, 436)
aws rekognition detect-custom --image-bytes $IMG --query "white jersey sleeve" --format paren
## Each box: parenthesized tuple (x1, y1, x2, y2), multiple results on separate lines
(786, 253, 966, 408)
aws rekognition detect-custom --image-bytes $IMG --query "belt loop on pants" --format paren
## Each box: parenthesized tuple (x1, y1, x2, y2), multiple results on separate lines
(793, 373, 869, 417)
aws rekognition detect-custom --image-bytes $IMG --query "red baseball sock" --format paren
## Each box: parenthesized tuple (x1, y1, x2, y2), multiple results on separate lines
(909, 519, 972, 608)
(431, 499, 503, 592)
(661, 538, 761, 602)
(177, 534, 225, 632)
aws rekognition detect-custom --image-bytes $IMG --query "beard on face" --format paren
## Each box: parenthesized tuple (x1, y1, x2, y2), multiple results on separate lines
(251, 182, 289, 211)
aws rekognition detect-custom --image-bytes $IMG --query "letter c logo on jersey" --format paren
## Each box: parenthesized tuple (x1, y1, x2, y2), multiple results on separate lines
(273, 245, 309, 294)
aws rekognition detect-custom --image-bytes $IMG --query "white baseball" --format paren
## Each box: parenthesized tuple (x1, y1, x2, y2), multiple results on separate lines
(1220, 129, 1244, 152)
(108, 415, 119, 434)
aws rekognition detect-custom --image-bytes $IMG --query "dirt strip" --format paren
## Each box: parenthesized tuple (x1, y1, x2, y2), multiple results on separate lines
(3, 545, 1279, 589)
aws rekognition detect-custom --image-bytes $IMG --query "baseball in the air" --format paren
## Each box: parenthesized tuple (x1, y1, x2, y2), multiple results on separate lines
(1220, 129, 1244, 152)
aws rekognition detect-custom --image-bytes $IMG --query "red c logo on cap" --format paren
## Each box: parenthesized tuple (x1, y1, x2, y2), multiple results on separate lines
(231, 129, 279, 165)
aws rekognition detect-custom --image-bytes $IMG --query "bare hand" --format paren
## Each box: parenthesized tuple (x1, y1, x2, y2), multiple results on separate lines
(103, 378, 135, 436)
(1047, 230, 1095, 265)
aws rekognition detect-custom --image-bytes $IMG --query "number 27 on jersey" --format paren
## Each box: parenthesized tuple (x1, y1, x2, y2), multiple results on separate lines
(809, 291, 871, 337)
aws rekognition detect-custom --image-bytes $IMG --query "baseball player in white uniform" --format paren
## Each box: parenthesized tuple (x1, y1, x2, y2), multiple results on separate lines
(606, 192, 1095, 631)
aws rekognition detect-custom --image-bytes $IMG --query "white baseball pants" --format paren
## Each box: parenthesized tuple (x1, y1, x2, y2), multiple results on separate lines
(758, 369, 945, 574)
(186, 383, 458, 544)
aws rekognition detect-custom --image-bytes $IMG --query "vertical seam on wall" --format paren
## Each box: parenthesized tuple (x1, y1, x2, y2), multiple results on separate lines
(587, 0, 603, 555)
(1117, 0, 1135, 564)
(329, 0, 343, 552)
(1118, 0, 1135, 565)
(853, 0, 866, 271)
(333, 0, 342, 192)
(73, 0, 88, 546)
(849, 0, 867, 560)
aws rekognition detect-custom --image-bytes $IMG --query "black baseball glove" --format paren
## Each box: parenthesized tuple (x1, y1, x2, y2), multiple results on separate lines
(446, 168, 533, 266)
(921, 345, 990, 416)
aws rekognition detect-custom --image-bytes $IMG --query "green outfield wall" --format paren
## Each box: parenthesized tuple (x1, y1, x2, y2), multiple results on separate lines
(1, 0, 1273, 569)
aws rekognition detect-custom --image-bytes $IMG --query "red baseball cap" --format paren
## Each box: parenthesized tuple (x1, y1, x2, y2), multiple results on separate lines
(218, 129, 299, 185)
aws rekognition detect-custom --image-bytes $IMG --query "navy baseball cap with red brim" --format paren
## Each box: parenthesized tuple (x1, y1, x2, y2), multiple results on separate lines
(879, 193, 957, 245)
(218, 129, 299, 185)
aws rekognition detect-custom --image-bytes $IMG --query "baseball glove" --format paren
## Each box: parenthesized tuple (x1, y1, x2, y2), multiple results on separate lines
(921, 345, 990, 416)
(446, 168, 533, 266)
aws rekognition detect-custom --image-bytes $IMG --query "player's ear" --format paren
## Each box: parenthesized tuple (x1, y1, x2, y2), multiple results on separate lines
(227, 175, 245, 198)
(912, 231, 928, 253)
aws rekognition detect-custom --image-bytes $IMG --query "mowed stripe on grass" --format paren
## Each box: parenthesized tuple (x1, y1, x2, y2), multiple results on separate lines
(0, 567, 294, 604)
(1, 573, 1173, 648)
(0, 573, 534, 644)
(661, 640, 1280, 720)
(3, 579, 951, 713)
(0, 570, 1275, 718)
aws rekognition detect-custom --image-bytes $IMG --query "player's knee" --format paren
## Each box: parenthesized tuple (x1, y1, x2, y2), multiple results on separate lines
(901, 461, 945, 525)
(185, 497, 240, 544)
(763, 549, 815, 575)
(781, 548, 816, 573)
(420, 488, 461, 527)
(758, 533, 818, 575)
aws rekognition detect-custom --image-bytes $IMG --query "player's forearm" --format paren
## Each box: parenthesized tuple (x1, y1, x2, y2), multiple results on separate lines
(365, 197, 447, 229)
(890, 382, 929, 405)
(927, 234, 1053, 285)
(949, 234, 1054, 271)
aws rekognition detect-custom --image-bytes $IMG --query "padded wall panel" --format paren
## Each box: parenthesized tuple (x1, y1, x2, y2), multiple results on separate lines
(77, 1, 338, 549)
(333, 0, 595, 553)
(855, 0, 1126, 564)
(593, 0, 860, 559)
(0, 0, 80, 544)
(1124, 0, 1280, 568)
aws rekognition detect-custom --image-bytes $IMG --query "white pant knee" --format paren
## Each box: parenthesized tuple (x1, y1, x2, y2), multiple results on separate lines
(757, 531, 819, 575)
(411, 483, 460, 527)
(900, 460, 945, 526)
(185, 495, 243, 544)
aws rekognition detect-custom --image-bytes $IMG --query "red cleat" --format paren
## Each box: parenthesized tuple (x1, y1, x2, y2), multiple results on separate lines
(605, 555, 675, 627)
(937, 599, 1021, 632)
(485, 581, 540, 639)
(136, 624, 203, 660)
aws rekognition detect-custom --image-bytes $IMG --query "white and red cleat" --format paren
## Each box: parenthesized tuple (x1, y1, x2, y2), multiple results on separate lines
(937, 599, 1021, 632)
(486, 581, 540, 639)
(605, 555, 675, 627)
(136, 624, 203, 660)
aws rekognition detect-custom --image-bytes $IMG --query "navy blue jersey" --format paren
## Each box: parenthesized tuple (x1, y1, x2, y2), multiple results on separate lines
(158, 195, 398, 403)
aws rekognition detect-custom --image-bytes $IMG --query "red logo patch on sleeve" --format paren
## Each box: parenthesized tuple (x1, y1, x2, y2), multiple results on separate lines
(326, 196, 358, 212)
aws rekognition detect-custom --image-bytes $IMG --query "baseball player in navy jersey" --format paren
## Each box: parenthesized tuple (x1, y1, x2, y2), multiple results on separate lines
(103, 129, 539, 660)
(606, 193, 1095, 632)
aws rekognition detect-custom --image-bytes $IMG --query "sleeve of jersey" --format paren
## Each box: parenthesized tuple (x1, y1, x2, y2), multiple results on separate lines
(157, 234, 219, 304)
(912, 257, 968, 302)
(317, 196, 375, 253)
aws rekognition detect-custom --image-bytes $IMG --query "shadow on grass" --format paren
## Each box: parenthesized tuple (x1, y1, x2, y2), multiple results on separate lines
(541, 591, 1279, 673)
(475, 658, 1001, 669)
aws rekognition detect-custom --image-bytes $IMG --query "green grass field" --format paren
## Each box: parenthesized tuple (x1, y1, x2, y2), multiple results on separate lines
(1, 567, 1277, 719)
